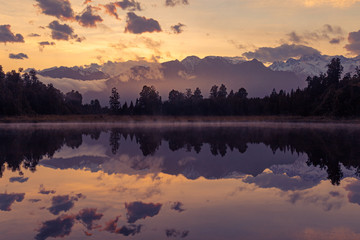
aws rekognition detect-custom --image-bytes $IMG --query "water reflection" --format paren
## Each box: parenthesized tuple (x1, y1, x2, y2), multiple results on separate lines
(1, 125, 360, 185)
(2, 123, 360, 239)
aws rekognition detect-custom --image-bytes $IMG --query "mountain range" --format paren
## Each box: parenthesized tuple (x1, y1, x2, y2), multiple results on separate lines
(35, 54, 360, 104)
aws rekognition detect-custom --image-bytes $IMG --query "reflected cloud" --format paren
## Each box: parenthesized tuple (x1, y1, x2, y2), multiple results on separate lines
(35, 214, 75, 240)
(170, 201, 185, 212)
(76, 208, 103, 230)
(125, 201, 162, 223)
(0, 193, 25, 211)
(345, 180, 360, 205)
(166, 229, 189, 238)
(298, 227, 360, 240)
(48, 194, 82, 215)
(103, 216, 142, 236)
(286, 191, 344, 211)
(39, 184, 56, 195)
(9, 176, 29, 183)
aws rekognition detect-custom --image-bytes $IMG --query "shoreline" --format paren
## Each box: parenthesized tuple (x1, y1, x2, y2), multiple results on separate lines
(0, 115, 360, 124)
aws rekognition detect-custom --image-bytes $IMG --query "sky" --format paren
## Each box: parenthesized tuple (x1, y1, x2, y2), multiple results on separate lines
(1, 0, 360, 71)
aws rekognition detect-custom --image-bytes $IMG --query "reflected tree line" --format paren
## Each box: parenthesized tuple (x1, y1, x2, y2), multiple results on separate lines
(0, 128, 100, 178)
(2, 127, 360, 185)
(2, 58, 360, 116)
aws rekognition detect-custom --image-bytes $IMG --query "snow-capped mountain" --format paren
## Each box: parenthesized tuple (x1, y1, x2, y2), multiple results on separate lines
(38, 64, 109, 80)
(270, 54, 360, 79)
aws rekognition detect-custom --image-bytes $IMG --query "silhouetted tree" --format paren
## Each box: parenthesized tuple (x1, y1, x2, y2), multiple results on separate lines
(109, 87, 121, 114)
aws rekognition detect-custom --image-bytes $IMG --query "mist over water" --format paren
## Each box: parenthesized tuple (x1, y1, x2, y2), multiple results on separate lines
(1, 123, 360, 239)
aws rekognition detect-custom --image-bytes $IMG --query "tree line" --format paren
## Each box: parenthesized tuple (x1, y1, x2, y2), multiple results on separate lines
(109, 58, 360, 117)
(1, 57, 360, 117)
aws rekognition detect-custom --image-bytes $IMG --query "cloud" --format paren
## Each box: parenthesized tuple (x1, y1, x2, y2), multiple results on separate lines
(116, 0, 142, 11)
(38, 41, 56, 51)
(48, 195, 80, 215)
(0, 25, 24, 43)
(0, 193, 25, 211)
(35, 214, 75, 240)
(345, 30, 360, 55)
(125, 12, 162, 34)
(243, 44, 321, 62)
(84, 0, 92, 4)
(329, 37, 343, 44)
(125, 201, 162, 223)
(39, 184, 56, 195)
(102, 0, 142, 19)
(171, 23, 185, 34)
(102, 3, 120, 19)
(165, 0, 189, 7)
(76, 208, 103, 230)
(9, 176, 29, 182)
(48, 20, 79, 41)
(165, 229, 189, 238)
(28, 33, 41, 37)
(29, 199, 41, 203)
(76, 6, 103, 28)
(170, 201, 185, 212)
(287, 24, 344, 44)
(301, 0, 360, 8)
(35, 0, 75, 20)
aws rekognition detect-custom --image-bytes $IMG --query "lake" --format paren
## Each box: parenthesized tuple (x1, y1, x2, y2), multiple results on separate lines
(1, 122, 360, 240)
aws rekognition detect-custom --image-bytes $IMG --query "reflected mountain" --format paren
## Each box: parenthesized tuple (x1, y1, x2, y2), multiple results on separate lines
(1, 125, 360, 185)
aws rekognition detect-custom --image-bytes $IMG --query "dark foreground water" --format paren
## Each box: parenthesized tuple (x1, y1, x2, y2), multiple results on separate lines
(1, 122, 360, 240)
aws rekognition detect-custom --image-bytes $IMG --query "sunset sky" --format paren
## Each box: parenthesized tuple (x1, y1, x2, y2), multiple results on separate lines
(1, 0, 360, 70)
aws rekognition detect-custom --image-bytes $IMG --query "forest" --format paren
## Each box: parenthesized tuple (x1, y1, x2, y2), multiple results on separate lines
(1, 57, 360, 117)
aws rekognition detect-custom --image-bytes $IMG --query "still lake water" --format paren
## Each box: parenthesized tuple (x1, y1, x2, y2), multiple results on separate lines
(1, 122, 360, 240)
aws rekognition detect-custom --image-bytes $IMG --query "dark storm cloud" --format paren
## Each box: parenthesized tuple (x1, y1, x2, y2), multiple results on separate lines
(9, 176, 29, 182)
(0, 25, 24, 43)
(35, 0, 75, 20)
(125, 201, 162, 223)
(35, 214, 75, 240)
(76, 6, 103, 28)
(39, 184, 56, 194)
(125, 12, 162, 34)
(0, 193, 25, 211)
(170, 201, 185, 212)
(76, 208, 103, 230)
(345, 30, 360, 55)
(28, 33, 41, 37)
(243, 44, 321, 62)
(171, 23, 185, 34)
(165, 0, 189, 7)
(166, 229, 189, 238)
(48, 21, 74, 40)
(48, 195, 80, 215)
